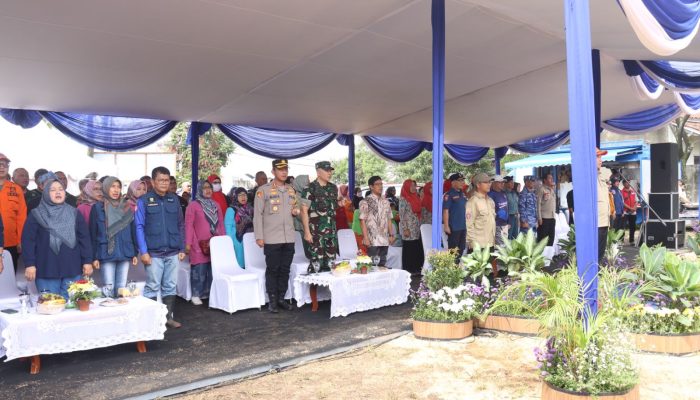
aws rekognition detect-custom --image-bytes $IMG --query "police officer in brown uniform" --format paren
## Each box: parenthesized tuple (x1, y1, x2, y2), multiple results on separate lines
(253, 159, 301, 313)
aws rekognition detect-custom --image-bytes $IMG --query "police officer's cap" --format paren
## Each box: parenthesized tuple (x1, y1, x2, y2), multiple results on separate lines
(272, 159, 289, 170)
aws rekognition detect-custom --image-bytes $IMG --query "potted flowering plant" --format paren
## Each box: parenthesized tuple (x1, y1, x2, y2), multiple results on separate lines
(506, 265, 640, 399)
(411, 250, 481, 340)
(68, 278, 101, 312)
(355, 255, 372, 274)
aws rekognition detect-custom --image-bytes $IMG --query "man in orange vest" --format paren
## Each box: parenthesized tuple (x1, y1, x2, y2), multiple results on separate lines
(0, 153, 27, 271)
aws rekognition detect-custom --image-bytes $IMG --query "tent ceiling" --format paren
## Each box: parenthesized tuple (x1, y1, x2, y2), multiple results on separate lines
(1, 0, 698, 147)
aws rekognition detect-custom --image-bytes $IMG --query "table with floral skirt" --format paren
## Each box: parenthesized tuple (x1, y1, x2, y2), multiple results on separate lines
(0, 296, 167, 374)
(293, 268, 411, 318)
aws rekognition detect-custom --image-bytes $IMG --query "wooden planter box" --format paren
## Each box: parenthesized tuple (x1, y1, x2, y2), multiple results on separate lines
(412, 319, 473, 340)
(541, 382, 639, 400)
(475, 314, 540, 336)
(631, 332, 700, 355)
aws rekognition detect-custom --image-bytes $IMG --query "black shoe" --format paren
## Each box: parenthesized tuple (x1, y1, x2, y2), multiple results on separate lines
(268, 294, 279, 313)
(277, 298, 294, 311)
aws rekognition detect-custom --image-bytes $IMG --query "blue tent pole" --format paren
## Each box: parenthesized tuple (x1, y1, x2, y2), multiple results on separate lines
(564, 0, 598, 317)
(190, 126, 200, 200)
(431, 0, 445, 250)
(495, 151, 501, 175)
(348, 135, 356, 194)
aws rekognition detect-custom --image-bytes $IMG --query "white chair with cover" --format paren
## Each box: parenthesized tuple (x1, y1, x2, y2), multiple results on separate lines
(176, 256, 192, 301)
(420, 224, 447, 270)
(337, 229, 358, 260)
(292, 231, 308, 264)
(0, 251, 19, 307)
(386, 246, 403, 269)
(209, 236, 264, 313)
(242, 232, 268, 305)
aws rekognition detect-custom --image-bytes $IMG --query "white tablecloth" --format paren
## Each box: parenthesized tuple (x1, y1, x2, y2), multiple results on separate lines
(0, 297, 167, 361)
(293, 269, 411, 318)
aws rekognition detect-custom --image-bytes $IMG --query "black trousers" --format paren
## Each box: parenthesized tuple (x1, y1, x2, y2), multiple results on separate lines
(447, 229, 466, 263)
(402, 239, 424, 274)
(613, 214, 625, 230)
(598, 227, 608, 262)
(6, 246, 20, 272)
(263, 243, 295, 297)
(367, 246, 389, 266)
(537, 218, 556, 246)
(625, 214, 636, 244)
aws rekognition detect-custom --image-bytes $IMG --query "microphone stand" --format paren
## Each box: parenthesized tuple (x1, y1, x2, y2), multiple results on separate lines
(617, 171, 666, 248)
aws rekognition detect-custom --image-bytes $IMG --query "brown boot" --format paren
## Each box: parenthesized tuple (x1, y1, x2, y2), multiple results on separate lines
(163, 296, 182, 329)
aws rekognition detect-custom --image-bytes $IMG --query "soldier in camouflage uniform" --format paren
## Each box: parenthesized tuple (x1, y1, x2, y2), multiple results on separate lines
(301, 161, 338, 272)
(518, 175, 538, 233)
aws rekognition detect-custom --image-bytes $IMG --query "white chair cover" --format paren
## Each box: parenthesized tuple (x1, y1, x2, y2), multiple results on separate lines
(209, 236, 264, 313)
(176, 257, 192, 301)
(386, 246, 403, 269)
(337, 229, 358, 260)
(543, 246, 555, 267)
(420, 224, 446, 270)
(553, 213, 571, 256)
(242, 232, 269, 303)
(292, 231, 308, 264)
(0, 251, 19, 302)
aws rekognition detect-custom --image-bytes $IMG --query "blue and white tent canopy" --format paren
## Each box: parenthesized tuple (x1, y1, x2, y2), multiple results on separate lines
(1, 1, 700, 151)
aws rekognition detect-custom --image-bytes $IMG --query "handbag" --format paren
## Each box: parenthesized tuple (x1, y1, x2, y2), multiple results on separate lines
(198, 239, 211, 256)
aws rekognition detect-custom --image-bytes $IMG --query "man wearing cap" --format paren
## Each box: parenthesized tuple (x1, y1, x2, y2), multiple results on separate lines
(519, 176, 538, 233)
(442, 173, 468, 263)
(301, 161, 338, 272)
(597, 148, 611, 261)
(536, 173, 557, 246)
(504, 176, 520, 240)
(254, 159, 300, 313)
(609, 177, 624, 231)
(0, 153, 26, 271)
(488, 175, 509, 245)
(466, 172, 496, 254)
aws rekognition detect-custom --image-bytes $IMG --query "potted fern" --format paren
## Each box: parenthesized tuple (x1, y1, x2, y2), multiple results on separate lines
(411, 250, 482, 340)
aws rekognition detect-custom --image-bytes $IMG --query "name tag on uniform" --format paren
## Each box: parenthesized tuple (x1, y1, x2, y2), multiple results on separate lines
(452, 196, 460, 200)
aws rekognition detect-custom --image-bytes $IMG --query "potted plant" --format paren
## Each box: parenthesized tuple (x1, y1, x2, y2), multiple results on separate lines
(68, 278, 101, 312)
(355, 255, 372, 274)
(411, 250, 480, 340)
(507, 265, 639, 399)
(606, 244, 700, 354)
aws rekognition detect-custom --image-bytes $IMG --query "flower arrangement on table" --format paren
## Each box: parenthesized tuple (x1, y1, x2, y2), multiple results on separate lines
(68, 278, 101, 303)
(354, 255, 373, 274)
(601, 244, 700, 335)
(411, 250, 481, 322)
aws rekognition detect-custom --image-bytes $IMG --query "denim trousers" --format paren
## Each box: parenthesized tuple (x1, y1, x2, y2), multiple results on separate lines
(144, 254, 179, 299)
(190, 262, 212, 298)
(36, 274, 83, 300)
(100, 260, 130, 297)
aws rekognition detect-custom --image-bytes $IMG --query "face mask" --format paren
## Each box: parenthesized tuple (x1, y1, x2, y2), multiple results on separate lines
(213, 183, 222, 192)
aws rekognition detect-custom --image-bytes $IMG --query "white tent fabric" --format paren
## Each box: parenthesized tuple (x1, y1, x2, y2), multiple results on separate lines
(1, 1, 699, 147)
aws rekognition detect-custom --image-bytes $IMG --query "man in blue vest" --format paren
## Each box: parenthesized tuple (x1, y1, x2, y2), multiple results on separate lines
(442, 173, 467, 264)
(136, 166, 186, 329)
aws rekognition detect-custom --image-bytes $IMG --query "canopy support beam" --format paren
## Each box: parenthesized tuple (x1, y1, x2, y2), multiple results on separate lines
(348, 135, 355, 195)
(431, 0, 446, 250)
(564, 0, 598, 317)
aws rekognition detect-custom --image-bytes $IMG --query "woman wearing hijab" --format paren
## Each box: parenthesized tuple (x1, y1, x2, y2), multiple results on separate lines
(185, 180, 225, 305)
(77, 179, 103, 225)
(89, 177, 138, 297)
(421, 181, 433, 224)
(22, 178, 93, 300)
(126, 180, 147, 212)
(206, 174, 229, 214)
(399, 179, 424, 275)
(224, 187, 254, 267)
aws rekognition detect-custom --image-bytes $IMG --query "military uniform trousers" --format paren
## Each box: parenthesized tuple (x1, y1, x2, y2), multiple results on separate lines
(304, 221, 338, 271)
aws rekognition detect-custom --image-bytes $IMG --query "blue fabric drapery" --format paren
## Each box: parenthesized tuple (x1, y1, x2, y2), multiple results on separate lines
(565, 0, 598, 318)
(602, 104, 682, 134)
(336, 134, 356, 192)
(216, 125, 337, 159)
(623, 60, 661, 93)
(362, 136, 432, 163)
(444, 144, 488, 165)
(679, 93, 700, 111)
(188, 122, 212, 198)
(640, 60, 700, 90)
(431, 0, 446, 250)
(0, 109, 42, 129)
(508, 131, 570, 154)
(40, 112, 177, 151)
(641, 0, 700, 40)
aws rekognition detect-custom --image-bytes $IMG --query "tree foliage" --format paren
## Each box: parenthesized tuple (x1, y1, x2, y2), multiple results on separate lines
(166, 123, 235, 184)
(671, 115, 693, 183)
(332, 144, 387, 186)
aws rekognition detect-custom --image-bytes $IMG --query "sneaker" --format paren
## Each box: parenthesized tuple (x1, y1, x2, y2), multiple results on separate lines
(191, 296, 203, 306)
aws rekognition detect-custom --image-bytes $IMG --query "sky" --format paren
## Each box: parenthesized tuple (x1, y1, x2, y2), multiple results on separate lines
(0, 119, 348, 191)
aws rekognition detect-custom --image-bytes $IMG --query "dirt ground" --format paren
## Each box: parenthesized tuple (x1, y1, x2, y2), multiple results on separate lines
(177, 332, 700, 400)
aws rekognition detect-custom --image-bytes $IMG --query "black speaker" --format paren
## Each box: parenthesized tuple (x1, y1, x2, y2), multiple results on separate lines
(650, 143, 678, 193)
(645, 219, 685, 250)
(648, 192, 679, 220)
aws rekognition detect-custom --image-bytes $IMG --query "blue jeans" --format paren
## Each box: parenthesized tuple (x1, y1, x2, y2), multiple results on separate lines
(190, 263, 212, 298)
(101, 260, 130, 297)
(36, 274, 82, 300)
(144, 255, 179, 299)
(508, 214, 520, 239)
